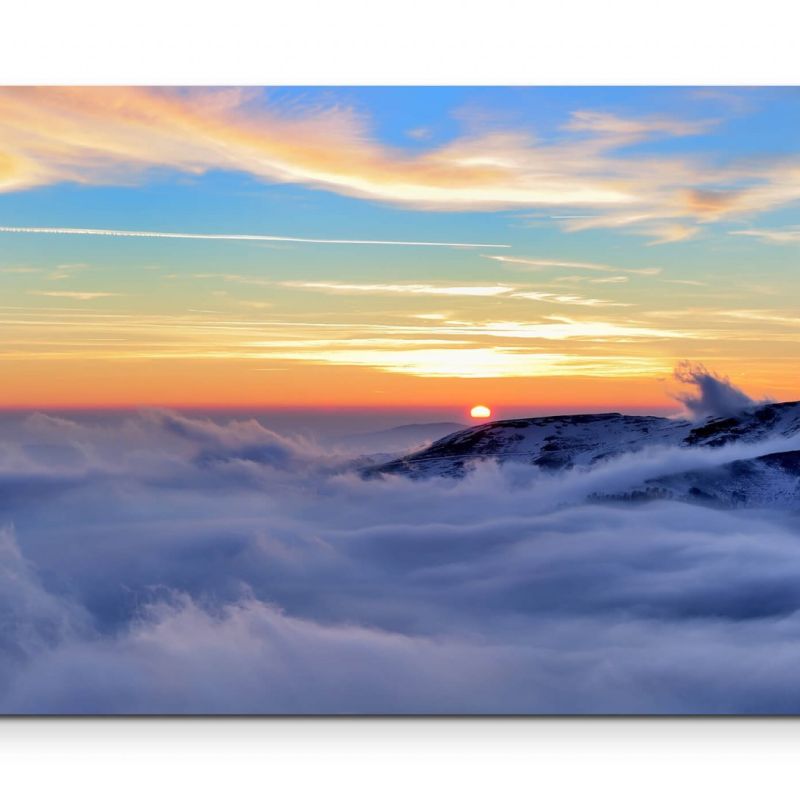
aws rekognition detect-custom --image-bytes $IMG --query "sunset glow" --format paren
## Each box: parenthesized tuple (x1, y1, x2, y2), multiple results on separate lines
(0, 87, 797, 410)
(470, 405, 492, 419)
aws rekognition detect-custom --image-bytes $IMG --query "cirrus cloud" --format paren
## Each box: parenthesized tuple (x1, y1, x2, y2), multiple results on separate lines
(0, 88, 797, 241)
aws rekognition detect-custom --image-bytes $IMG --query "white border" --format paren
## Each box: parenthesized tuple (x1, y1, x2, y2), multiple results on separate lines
(2, 0, 799, 789)
(2, 0, 799, 85)
(2, 718, 799, 799)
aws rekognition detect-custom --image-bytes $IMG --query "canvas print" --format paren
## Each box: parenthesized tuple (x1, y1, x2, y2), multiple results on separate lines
(1, 86, 799, 714)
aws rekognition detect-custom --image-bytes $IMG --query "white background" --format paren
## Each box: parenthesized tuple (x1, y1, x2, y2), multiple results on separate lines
(2, 0, 799, 85)
(2, 718, 800, 798)
(1, 1, 799, 796)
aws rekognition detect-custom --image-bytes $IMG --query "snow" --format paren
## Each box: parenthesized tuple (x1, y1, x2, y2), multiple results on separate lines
(370, 401, 800, 509)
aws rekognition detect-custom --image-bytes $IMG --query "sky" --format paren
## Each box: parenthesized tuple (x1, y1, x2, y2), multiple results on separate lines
(0, 86, 798, 413)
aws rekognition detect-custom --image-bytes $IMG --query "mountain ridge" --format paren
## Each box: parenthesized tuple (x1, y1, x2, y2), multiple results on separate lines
(367, 401, 800, 508)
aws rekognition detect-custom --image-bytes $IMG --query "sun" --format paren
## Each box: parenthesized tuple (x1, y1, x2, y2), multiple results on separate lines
(469, 405, 492, 419)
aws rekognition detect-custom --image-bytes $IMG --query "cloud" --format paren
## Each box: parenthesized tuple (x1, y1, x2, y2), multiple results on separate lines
(29, 291, 121, 300)
(1, 299, 703, 382)
(590, 275, 629, 284)
(406, 127, 433, 141)
(0, 87, 636, 208)
(0, 266, 41, 274)
(0, 88, 797, 239)
(715, 309, 800, 327)
(646, 223, 701, 245)
(673, 361, 759, 418)
(282, 281, 514, 298)
(230, 314, 690, 379)
(2, 406, 800, 712)
(681, 189, 741, 220)
(45, 263, 89, 281)
(485, 255, 661, 275)
(440, 318, 689, 342)
(563, 110, 716, 138)
(260, 348, 668, 379)
(283, 280, 628, 307)
(0, 226, 508, 250)
(510, 291, 629, 307)
(144, 408, 332, 470)
(663, 279, 707, 287)
(730, 228, 800, 244)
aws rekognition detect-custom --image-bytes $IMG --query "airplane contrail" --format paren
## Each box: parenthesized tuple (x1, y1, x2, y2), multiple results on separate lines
(0, 226, 510, 249)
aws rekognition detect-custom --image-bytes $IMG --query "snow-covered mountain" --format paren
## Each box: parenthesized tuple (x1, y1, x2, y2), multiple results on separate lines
(596, 449, 800, 510)
(368, 401, 800, 509)
(373, 412, 691, 478)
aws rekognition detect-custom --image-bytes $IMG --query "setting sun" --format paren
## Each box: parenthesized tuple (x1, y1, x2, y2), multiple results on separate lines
(470, 405, 492, 419)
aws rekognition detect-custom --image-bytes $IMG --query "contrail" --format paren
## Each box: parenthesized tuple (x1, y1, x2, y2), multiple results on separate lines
(0, 226, 510, 249)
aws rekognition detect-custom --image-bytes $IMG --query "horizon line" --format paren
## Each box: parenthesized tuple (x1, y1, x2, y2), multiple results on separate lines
(0, 402, 684, 413)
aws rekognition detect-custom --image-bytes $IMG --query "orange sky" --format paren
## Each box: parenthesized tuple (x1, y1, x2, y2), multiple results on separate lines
(0, 356, 789, 413)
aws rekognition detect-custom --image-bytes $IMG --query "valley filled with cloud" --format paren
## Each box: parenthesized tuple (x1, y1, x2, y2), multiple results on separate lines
(2, 385, 800, 714)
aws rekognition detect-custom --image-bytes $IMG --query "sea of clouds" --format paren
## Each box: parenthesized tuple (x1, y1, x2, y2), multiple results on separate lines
(2, 372, 800, 714)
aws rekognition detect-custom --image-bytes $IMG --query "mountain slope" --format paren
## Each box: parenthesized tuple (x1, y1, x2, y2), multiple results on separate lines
(370, 401, 800, 482)
(683, 402, 800, 447)
(597, 450, 800, 510)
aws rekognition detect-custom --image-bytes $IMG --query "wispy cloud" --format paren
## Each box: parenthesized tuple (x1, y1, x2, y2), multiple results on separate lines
(0, 226, 508, 250)
(46, 263, 89, 281)
(663, 279, 708, 287)
(12, 295, 795, 392)
(281, 280, 627, 307)
(563, 110, 716, 138)
(590, 276, 629, 284)
(646, 223, 701, 245)
(261, 347, 669, 379)
(714, 309, 800, 327)
(187, 272, 273, 288)
(0, 88, 634, 209)
(30, 291, 122, 300)
(281, 281, 513, 298)
(486, 255, 661, 275)
(730, 228, 800, 244)
(510, 291, 629, 307)
(0, 88, 796, 241)
(441, 318, 689, 341)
